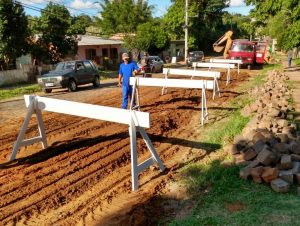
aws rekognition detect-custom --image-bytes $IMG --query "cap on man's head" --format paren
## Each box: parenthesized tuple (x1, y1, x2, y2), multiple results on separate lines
(122, 52, 130, 59)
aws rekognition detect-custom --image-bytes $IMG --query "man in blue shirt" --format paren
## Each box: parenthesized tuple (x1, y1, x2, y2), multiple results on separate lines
(118, 52, 139, 109)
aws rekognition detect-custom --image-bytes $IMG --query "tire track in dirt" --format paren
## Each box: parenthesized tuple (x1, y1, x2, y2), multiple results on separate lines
(0, 124, 127, 193)
(0, 136, 131, 222)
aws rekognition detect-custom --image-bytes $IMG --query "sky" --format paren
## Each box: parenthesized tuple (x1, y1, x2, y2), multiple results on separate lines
(20, 0, 254, 18)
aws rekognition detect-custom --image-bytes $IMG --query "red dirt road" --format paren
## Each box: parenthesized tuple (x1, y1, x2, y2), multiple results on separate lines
(0, 71, 250, 225)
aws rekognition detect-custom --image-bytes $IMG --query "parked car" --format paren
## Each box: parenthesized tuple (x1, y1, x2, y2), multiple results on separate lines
(137, 56, 164, 74)
(187, 51, 205, 66)
(37, 60, 100, 93)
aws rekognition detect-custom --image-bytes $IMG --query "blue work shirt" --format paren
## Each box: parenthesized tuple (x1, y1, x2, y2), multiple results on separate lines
(119, 61, 139, 87)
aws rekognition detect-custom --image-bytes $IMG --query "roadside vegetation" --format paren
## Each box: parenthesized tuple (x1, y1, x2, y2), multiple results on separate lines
(99, 70, 118, 79)
(168, 61, 300, 226)
(288, 57, 300, 134)
(0, 84, 41, 100)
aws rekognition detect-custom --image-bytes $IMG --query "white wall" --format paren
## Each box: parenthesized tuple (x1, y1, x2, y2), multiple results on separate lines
(0, 64, 33, 86)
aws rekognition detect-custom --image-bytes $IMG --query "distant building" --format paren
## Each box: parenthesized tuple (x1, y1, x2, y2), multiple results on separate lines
(161, 40, 185, 62)
(76, 35, 124, 68)
(110, 33, 135, 41)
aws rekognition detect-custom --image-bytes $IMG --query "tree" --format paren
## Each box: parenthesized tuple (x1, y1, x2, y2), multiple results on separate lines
(222, 13, 254, 40)
(0, 0, 29, 68)
(262, 12, 289, 49)
(27, 16, 40, 35)
(124, 19, 170, 54)
(163, 0, 185, 40)
(38, 2, 77, 63)
(245, 0, 300, 50)
(70, 14, 93, 35)
(163, 0, 229, 51)
(97, 0, 153, 35)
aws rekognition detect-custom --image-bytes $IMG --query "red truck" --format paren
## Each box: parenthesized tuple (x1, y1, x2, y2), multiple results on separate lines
(213, 31, 269, 69)
(255, 41, 270, 64)
(228, 40, 258, 69)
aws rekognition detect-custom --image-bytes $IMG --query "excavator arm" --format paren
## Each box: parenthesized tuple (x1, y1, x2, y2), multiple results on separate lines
(213, 30, 233, 58)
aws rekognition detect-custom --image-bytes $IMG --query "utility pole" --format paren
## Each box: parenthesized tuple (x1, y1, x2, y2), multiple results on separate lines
(184, 0, 188, 65)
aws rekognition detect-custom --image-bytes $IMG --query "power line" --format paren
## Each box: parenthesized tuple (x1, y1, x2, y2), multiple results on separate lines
(0, 2, 98, 33)
(0, 2, 38, 22)
(15, 0, 99, 22)
(22, 0, 100, 17)
(16, 1, 45, 13)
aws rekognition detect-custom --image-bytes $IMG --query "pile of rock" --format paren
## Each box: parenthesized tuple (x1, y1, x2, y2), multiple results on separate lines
(226, 70, 300, 193)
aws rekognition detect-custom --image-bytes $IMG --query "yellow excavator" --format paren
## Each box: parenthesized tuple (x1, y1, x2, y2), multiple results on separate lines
(213, 30, 233, 58)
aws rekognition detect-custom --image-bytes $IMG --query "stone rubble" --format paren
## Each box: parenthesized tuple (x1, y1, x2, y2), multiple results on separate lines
(227, 70, 300, 193)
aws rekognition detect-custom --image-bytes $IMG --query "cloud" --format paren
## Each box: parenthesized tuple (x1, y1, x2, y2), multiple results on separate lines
(19, 0, 64, 5)
(19, 0, 45, 5)
(70, 0, 98, 9)
(229, 0, 246, 7)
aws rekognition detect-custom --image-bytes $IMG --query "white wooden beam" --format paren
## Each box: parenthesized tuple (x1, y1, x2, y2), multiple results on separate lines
(192, 62, 235, 69)
(24, 95, 150, 128)
(130, 77, 214, 90)
(210, 58, 242, 74)
(163, 68, 220, 79)
(210, 58, 242, 64)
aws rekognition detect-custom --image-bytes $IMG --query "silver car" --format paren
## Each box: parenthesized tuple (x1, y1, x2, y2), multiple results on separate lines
(138, 56, 164, 73)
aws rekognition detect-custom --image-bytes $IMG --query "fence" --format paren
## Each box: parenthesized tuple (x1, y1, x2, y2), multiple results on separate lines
(210, 58, 242, 74)
(130, 77, 214, 125)
(162, 68, 221, 100)
(10, 95, 164, 191)
(192, 62, 235, 85)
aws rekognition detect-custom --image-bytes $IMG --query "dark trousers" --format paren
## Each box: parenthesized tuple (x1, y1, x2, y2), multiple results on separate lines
(288, 57, 292, 67)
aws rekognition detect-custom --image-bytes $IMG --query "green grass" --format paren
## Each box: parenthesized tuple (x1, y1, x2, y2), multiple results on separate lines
(170, 159, 300, 226)
(286, 58, 300, 132)
(261, 61, 282, 72)
(99, 70, 118, 79)
(239, 73, 265, 92)
(167, 61, 300, 226)
(237, 63, 282, 93)
(294, 58, 300, 66)
(205, 111, 249, 146)
(0, 84, 41, 100)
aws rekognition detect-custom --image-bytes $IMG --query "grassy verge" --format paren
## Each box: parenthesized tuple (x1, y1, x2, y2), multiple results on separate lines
(237, 63, 282, 93)
(294, 58, 300, 66)
(168, 62, 300, 226)
(204, 111, 249, 146)
(99, 70, 118, 79)
(287, 58, 300, 134)
(170, 159, 300, 226)
(0, 84, 41, 100)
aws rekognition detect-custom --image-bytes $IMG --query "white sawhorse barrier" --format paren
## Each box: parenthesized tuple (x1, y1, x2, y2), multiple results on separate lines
(162, 68, 221, 100)
(210, 58, 242, 75)
(129, 77, 214, 125)
(10, 95, 165, 191)
(192, 62, 235, 85)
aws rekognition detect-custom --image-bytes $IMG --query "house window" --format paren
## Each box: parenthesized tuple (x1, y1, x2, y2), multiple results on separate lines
(85, 49, 96, 60)
(102, 48, 108, 58)
(110, 48, 118, 59)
